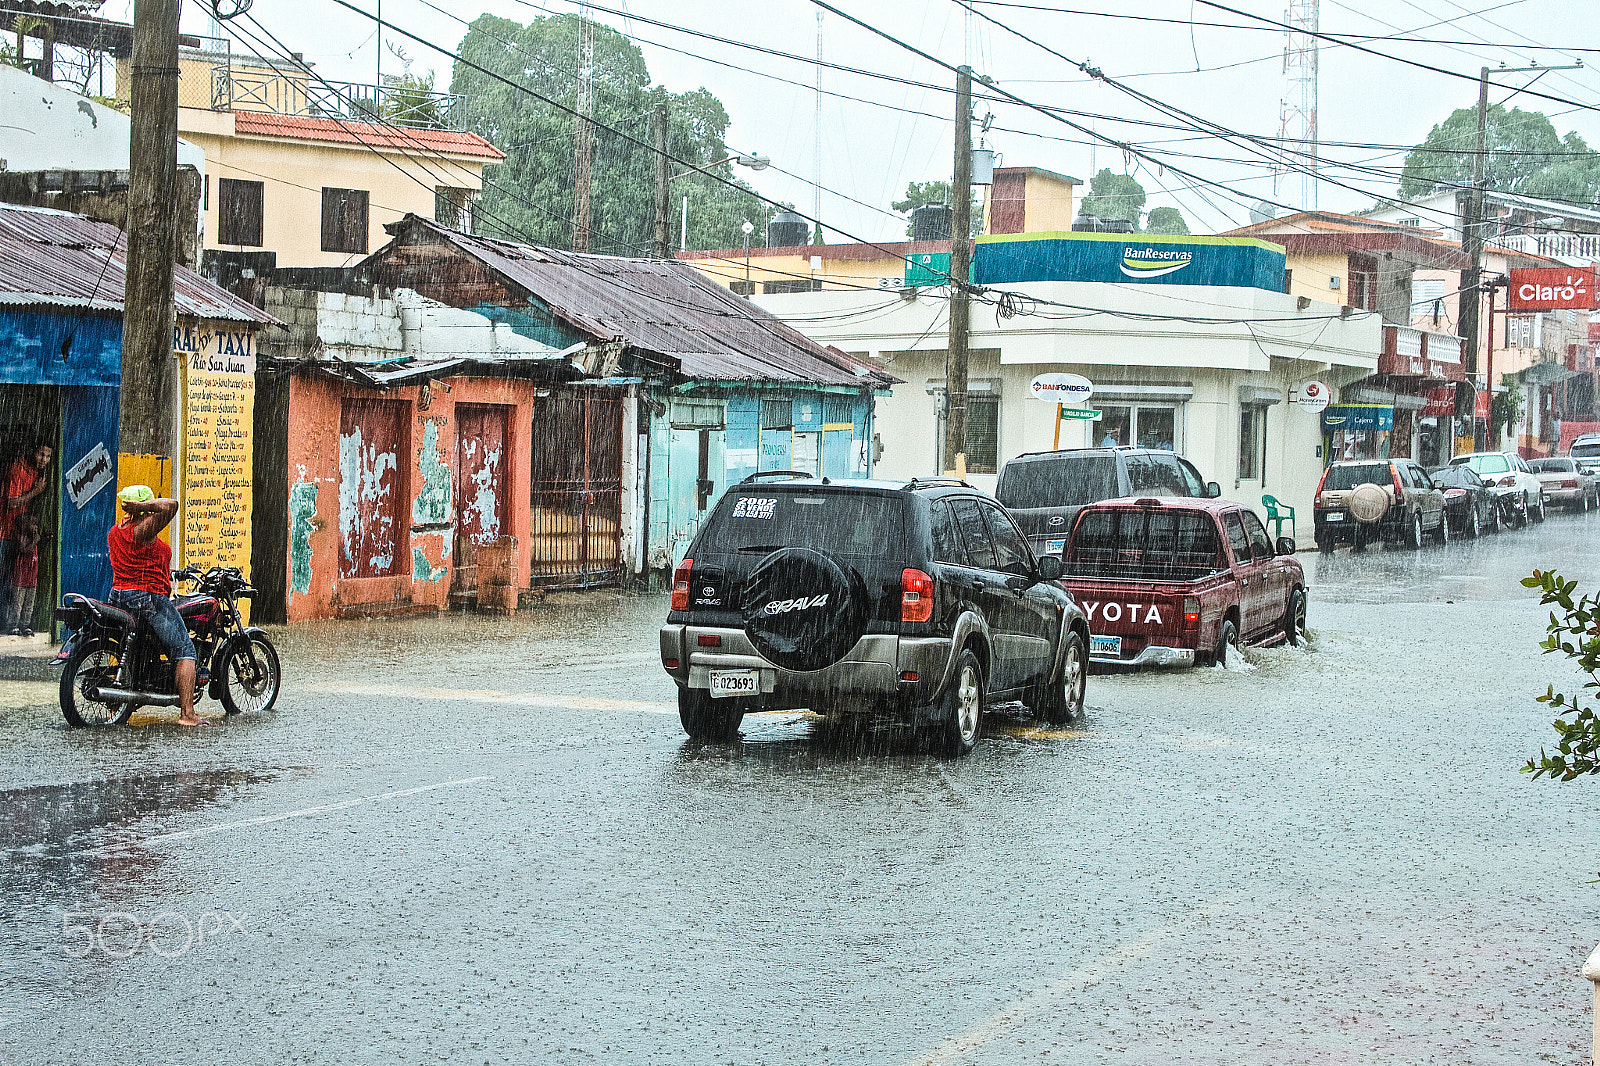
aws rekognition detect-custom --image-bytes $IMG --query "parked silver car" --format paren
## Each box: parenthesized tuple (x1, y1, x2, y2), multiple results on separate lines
(1569, 433, 1600, 479)
(1529, 457, 1599, 512)
(1450, 451, 1545, 525)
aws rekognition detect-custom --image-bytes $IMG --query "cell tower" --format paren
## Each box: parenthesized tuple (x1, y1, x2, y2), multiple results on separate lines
(572, 4, 596, 252)
(1275, 0, 1319, 212)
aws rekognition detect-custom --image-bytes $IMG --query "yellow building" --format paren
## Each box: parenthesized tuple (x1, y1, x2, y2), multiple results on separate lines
(118, 48, 503, 268)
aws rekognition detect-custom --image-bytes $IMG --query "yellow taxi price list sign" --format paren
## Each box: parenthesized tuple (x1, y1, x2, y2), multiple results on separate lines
(179, 321, 255, 594)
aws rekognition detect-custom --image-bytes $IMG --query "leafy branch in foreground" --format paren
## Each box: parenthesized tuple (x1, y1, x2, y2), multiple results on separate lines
(1521, 569, 1600, 780)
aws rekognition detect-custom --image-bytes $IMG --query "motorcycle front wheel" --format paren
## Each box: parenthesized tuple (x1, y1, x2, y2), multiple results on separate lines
(219, 635, 280, 715)
(59, 637, 134, 727)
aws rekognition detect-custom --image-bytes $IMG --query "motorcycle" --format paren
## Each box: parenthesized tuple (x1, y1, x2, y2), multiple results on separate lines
(1494, 489, 1530, 530)
(54, 565, 280, 727)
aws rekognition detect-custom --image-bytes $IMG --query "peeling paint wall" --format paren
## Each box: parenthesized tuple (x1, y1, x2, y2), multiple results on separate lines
(288, 473, 316, 596)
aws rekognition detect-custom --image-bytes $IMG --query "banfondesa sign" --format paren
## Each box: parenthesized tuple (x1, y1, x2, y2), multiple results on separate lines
(1029, 373, 1094, 403)
(1120, 246, 1194, 279)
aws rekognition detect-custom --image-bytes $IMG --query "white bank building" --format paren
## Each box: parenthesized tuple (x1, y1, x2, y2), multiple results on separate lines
(757, 232, 1385, 540)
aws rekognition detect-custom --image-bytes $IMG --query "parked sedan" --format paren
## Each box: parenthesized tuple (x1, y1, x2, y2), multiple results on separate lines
(1428, 463, 1499, 537)
(1528, 457, 1598, 512)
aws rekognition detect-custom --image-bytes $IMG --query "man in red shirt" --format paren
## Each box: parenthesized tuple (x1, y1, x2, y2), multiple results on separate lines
(0, 441, 51, 614)
(108, 485, 203, 726)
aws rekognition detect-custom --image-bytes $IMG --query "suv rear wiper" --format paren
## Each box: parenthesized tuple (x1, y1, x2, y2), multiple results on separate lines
(736, 544, 787, 553)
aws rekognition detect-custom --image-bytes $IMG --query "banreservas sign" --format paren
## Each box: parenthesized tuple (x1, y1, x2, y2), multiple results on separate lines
(1508, 268, 1595, 311)
(1030, 372, 1094, 404)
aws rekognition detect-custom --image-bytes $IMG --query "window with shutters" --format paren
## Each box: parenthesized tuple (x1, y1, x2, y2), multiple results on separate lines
(321, 187, 369, 254)
(217, 178, 263, 247)
(964, 395, 999, 474)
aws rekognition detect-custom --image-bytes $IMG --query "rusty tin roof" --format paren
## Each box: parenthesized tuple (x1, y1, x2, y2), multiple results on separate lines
(0, 204, 279, 326)
(375, 215, 897, 390)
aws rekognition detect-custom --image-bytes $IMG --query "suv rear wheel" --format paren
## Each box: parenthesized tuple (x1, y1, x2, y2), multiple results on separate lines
(1033, 630, 1086, 726)
(678, 687, 743, 742)
(936, 649, 986, 756)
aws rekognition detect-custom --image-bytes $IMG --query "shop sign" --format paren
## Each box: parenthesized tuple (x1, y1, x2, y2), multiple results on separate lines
(1475, 390, 1490, 418)
(1295, 380, 1331, 413)
(1420, 387, 1457, 418)
(1508, 267, 1595, 311)
(1029, 372, 1094, 404)
(64, 441, 113, 509)
(1320, 405, 1393, 432)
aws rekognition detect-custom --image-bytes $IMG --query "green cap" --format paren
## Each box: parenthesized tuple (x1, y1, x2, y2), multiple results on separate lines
(117, 484, 155, 504)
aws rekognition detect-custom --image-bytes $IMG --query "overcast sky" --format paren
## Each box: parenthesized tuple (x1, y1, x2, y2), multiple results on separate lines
(119, 0, 1600, 244)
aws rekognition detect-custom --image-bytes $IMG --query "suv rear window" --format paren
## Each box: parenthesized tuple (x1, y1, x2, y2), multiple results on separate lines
(696, 490, 905, 558)
(1063, 508, 1222, 579)
(997, 456, 1118, 509)
(1572, 441, 1600, 458)
(1324, 462, 1392, 490)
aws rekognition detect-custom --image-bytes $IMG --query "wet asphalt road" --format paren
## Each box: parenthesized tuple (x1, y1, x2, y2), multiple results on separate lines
(3, 514, 1600, 1065)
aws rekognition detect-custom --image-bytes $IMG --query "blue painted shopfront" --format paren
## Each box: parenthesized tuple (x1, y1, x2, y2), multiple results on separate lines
(0, 309, 123, 617)
(647, 386, 876, 566)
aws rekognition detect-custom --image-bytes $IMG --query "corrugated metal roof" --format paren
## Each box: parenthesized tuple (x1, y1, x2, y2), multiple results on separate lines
(290, 350, 584, 389)
(232, 113, 505, 161)
(0, 203, 279, 325)
(377, 215, 898, 389)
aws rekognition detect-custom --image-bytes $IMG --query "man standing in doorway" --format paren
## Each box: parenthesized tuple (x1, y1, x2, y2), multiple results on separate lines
(0, 441, 51, 616)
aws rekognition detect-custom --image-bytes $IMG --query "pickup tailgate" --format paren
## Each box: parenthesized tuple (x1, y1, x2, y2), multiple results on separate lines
(1063, 574, 1229, 662)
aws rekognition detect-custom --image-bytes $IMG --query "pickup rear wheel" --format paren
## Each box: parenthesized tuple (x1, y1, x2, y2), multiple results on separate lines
(1034, 630, 1086, 726)
(1210, 617, 1240, 668)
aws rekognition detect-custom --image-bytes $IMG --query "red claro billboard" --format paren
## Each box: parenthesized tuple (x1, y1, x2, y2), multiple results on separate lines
(1508, 268, 1596, 311)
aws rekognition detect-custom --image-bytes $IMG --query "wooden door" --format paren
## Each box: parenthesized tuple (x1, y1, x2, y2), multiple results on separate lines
(455, 404, 510, 548)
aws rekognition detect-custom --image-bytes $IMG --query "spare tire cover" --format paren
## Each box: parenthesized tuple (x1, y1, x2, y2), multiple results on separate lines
(741, 547, 867, 672)
(1347, 482, 1390, 524)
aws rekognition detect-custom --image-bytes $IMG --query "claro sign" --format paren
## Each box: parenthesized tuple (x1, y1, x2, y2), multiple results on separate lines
(1508, 268, 1596, 311)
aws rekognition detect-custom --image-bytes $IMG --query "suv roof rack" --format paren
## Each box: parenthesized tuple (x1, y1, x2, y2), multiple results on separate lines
(737, 470, 816, 485)
(904, 476, 970, 490)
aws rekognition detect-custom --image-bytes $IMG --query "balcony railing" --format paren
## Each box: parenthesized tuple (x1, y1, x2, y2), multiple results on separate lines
(211, 66, 464, 130)
(1487, 232, 1600, 263)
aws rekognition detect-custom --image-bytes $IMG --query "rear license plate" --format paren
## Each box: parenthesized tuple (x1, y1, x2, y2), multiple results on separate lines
(708, 669, 759, 699)
(1325, 512, 1344, 522)
(1046, 538, 1066, 555)
(1090, 634, 1122, 657)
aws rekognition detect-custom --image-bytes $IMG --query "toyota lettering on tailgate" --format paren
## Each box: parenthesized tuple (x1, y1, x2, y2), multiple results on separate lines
(1080, 601, 1163, 625)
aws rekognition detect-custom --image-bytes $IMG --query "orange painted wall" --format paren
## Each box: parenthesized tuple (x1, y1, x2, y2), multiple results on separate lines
(283, 373, 537, 622)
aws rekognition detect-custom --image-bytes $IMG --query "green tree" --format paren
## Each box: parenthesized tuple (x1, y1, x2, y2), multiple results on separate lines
(1145, 206, 1189, 235)
(1520, 569, 1600, 779)
(380, 47, 443, 129)
(1080, 168, 1146, 227)
(1398, 104, 1600, 204)
(450, 13, 772, 255)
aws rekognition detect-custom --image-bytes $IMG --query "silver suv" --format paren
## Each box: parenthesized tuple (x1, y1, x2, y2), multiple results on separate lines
(1570, 433, 1600, 479)
(659, 474, 1090, 756)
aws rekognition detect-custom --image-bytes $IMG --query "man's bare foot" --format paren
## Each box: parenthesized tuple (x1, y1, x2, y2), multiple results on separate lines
(176, 715, 210, 727)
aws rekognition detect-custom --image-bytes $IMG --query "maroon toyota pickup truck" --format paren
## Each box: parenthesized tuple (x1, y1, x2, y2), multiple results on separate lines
(1057, 496, 1307, 667)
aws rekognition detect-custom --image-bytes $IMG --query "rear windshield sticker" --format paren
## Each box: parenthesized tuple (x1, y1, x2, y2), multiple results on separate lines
(732, 497, 777, 519)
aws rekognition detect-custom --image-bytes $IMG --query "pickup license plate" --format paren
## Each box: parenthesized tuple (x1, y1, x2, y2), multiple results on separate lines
(1325, 512, 1344, 522)
(1090, 634, 1122, 657)
(1046, 538, 1066, 555)
(708, 669, 759, 699)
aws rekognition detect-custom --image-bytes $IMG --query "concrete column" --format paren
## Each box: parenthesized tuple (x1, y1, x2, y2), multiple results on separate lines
(1585, 944, 1600, 1065)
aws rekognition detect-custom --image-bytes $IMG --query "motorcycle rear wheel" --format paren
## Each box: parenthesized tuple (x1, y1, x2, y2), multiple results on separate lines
(219, 635, 280, 715)
(59, 638, 134, 727)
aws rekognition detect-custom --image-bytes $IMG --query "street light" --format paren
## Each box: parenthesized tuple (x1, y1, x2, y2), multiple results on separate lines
(672, 151, 771, 251)
(741, 219, 754, 296)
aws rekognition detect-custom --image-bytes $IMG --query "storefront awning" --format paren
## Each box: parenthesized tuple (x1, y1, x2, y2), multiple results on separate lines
(1321, 404, 1394, 432)
(1519, 361, 1577, 386)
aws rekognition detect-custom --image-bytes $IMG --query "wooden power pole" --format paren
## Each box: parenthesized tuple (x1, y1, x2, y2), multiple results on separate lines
(122, 0, 182, 458)
(943, 65, 973, 476)
(653, 102, 670, 259)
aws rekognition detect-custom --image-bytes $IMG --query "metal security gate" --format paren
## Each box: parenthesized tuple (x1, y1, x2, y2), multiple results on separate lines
(529, 389, 623, 587)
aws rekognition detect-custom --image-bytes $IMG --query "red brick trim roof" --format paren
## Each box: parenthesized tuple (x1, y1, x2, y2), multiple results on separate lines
(231, 112, 505, 161)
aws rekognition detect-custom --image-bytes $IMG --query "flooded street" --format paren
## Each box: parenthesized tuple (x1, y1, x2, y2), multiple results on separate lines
(3, 517, 1599, 1065)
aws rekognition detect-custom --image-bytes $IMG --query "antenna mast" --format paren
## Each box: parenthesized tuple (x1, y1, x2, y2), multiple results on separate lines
(813, 11, 823, 244)
(573, 3, 596, 251)
(1275, 0, 1319, 211)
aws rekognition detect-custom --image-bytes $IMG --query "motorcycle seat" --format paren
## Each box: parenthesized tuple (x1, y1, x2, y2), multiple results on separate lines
(66, 594, 134, 630)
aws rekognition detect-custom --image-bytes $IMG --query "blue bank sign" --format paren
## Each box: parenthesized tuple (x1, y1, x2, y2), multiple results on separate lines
(973, 232, 1287, 292)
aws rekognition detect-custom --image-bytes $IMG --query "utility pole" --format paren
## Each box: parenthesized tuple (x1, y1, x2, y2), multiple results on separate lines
(943, 65, 973, 477)
(122, 0, 182, 458)
(1459, 61, 1580, 448)
(652, 102, 670, 259)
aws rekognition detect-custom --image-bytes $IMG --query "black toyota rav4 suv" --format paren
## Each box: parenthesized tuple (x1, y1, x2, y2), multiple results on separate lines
(660, 473, 1091, 755)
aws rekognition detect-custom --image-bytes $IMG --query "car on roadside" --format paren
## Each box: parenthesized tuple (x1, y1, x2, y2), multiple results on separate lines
(996, 446, 1221, 559)
(1427, 463, 1500, 538)
(1569, 433, 1600, 479)
(1528, 457, 1598, 512)
(659, 473, 1091, 756)
(1057, 496, 1306, 669)
(1449, 451, 1544, 526)
(1312, 458, 1448, 553)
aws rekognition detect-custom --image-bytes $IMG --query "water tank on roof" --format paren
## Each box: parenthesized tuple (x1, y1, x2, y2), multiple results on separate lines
(912, 204, 953, 242)
(767, 211, 809, 248)
(1071, 212, 1135, 233)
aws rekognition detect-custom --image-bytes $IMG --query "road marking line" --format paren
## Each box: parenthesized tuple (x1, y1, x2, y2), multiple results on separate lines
(301, 681, 673, 712)
(65, 775, 492, 857)
(907, 900, 1231, 1066)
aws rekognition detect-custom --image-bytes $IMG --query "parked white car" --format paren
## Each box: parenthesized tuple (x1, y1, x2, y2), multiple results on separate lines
(1569, 433, 1600, 480)
(1449, 451, 1546, 525)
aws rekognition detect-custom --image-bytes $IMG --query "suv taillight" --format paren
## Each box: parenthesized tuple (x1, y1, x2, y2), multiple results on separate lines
(1391, 466, 1406, 501)
(902, 568, 934, 623)
(1314, 467, 1329, 508)
(671, 558, 692, 611)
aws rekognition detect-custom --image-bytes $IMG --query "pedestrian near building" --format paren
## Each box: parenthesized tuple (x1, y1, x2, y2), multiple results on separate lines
(6, 513, 38, 636)
(0, 441, 50, 610)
